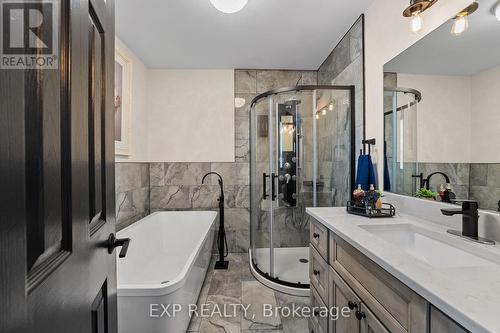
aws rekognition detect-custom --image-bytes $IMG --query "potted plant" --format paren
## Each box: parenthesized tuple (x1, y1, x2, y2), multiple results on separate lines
(415, 188, 438, 200)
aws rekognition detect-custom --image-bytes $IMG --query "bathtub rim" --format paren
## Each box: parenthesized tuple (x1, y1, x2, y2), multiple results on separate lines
(116, 210, 217, 297)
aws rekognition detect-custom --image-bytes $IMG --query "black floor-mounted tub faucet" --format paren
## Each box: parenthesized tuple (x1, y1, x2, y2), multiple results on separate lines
(202, 172, 229, 270)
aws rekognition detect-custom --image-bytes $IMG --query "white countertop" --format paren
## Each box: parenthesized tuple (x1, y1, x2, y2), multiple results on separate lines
(306, 207, 500, 333)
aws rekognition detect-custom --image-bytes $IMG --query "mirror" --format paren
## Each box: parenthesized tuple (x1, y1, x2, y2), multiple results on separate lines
(383, 0, 500, 211)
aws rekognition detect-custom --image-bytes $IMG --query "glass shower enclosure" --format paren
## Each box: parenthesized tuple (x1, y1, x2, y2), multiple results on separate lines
(249, 86, 355, 295)
(383, 87, 421, 196)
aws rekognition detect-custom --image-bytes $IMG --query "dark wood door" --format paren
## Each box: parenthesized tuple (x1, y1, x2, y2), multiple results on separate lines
(0, 0, 117, 332)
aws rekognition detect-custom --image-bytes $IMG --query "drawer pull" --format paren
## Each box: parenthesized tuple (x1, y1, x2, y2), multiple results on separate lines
(347, 301, 358, 310)
(313, 269, 321, 276)
(355, 310, 366, 320)
(313, 233, 320, 239)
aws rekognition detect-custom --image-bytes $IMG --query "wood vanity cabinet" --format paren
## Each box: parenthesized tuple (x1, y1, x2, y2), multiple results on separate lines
(429, 306, 468, 333)
(309, 217, 468, 333)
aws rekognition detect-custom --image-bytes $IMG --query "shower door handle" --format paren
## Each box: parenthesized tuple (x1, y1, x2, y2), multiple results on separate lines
(271, 173, 277, 201)
(263, 173, 270, 199)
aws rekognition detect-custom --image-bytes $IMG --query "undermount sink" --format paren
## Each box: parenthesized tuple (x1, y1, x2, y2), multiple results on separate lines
(359, 224, 495, 268)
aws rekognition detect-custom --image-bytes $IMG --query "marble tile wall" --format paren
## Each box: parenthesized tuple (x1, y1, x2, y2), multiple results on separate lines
(418, 163, 470, 200)
(316, 15, 364, 203)
(318, 15, 364, 159)
(470, 164, 500, 211)
(386, 162, 500, 211)
(115, 163, 150, 231)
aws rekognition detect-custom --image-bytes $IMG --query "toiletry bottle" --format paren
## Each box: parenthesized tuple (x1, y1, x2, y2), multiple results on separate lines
(353, 184, 365, 205)
(438, 184, 445, 202)
(375, 191, 383, 210)
(443, 183, 456, 203)
(368, 184, 376, 209)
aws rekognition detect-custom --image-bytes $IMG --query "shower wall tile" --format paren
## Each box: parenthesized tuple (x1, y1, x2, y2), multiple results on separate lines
(317, 15, 364, 196)
(235, 116, 250, 140)
(349, 17, 363, 61)
(235, 70, 257, 94)
(234, 93, 256, 118)
(300, 71, 318, 85)
(256, 70, 316, 93)
(235, 139, 249, 162)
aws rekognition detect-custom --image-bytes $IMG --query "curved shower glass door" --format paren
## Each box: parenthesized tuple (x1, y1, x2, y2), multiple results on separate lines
(250, 86, 355, 295)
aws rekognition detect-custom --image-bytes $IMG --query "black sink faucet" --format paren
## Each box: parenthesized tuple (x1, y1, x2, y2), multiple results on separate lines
(441, 200, 479, 238)
(441, 199, 495, 245)
(411, 171, 451, 190)
(423, 172, 451, 190)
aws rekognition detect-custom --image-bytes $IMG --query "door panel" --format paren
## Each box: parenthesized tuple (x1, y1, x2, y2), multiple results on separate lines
(250, 96, 272, 275)
(329, 268, 360, 333)
(360, 304, 390, 333)
(0, 0, 117, 332)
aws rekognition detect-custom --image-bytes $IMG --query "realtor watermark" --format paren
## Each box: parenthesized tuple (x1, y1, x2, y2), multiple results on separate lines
(149, 303, 353, 321)
(1, 0, 59, 69)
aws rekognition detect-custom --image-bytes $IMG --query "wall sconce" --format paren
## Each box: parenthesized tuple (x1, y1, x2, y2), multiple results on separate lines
(451, 2, 478, 36)
(495, 2, 500, 21)
(403, 0, 439, 33)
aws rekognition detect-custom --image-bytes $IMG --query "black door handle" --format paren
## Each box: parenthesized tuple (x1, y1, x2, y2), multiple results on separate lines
(271, 173, 277, 201)
(263, 173, 270, 199)
(107, 233, 131, 258)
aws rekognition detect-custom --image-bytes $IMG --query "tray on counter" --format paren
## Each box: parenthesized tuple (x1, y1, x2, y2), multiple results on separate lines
(346, 201, 396, 218)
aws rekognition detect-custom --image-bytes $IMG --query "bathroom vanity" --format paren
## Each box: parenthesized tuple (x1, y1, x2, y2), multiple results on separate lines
(307, 207, 500, 333)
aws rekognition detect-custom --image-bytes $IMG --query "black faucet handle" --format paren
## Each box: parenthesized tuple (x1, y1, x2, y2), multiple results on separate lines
(450, 199, 478, 209)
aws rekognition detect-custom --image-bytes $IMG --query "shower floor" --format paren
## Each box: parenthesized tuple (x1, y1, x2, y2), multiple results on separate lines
(252, 246, 310, 286)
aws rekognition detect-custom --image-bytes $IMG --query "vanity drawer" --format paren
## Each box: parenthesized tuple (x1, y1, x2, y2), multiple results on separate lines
(310, 218, 328, 260)
(310, 285, 328, 333)
(329, 231, 428, 333)
(310, 246, 329, 304)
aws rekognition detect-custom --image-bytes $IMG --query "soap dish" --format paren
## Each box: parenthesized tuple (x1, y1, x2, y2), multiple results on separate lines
(346, 201, 396, 218)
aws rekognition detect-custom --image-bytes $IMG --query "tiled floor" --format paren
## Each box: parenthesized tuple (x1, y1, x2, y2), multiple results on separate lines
(187, 253, 310, 333)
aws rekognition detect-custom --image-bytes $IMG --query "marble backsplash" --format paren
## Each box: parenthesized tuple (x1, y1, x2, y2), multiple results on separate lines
(385, 161, 500, 212)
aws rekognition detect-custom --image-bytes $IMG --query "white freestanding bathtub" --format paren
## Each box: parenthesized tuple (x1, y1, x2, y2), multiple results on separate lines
(117, 211, 216, 333)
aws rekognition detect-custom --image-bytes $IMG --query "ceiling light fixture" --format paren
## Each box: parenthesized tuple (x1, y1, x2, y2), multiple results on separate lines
(495, 2, 500, 21)
(403, 0, 438, 33)
(210, 0, 248, 14)
(451, 2, 478, 36)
